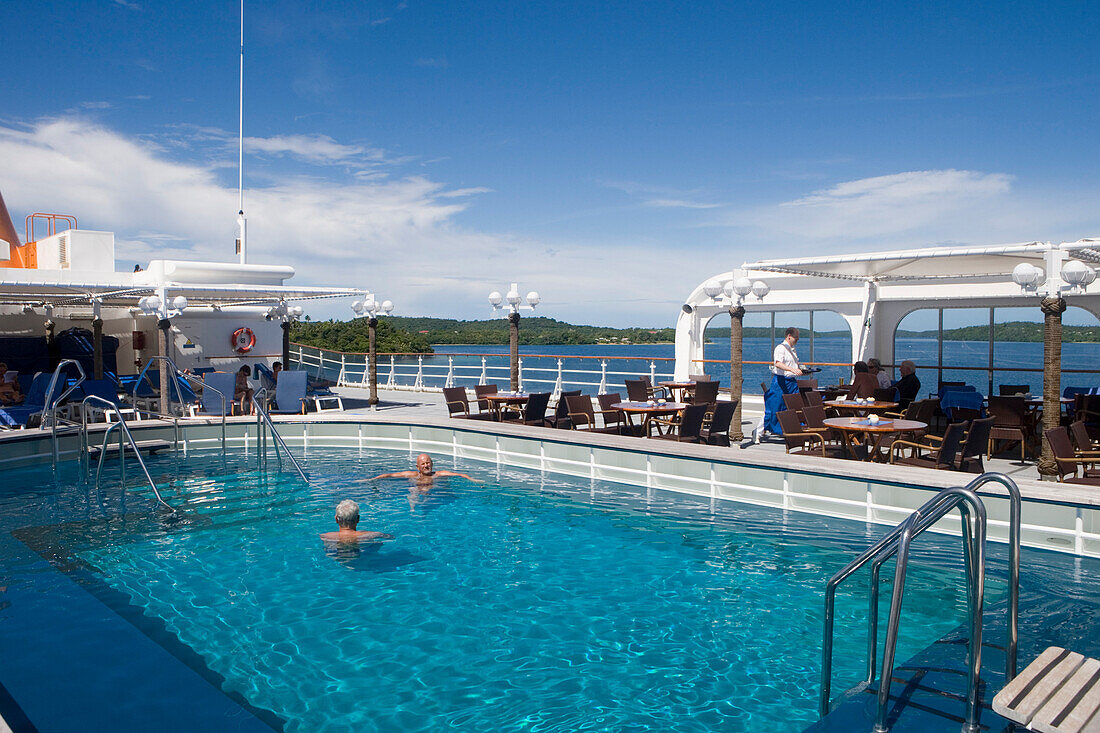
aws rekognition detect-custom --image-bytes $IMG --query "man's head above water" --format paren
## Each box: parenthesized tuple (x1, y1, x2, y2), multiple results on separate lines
(416, 454, 434, 476)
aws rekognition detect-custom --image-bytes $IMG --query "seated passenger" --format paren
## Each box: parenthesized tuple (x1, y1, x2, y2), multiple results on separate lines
(320, 499, 393, 543)
(894, 360, 921, 408)
(0, 363, 22, 406)
(848, 361, 879, 399)
(867, 358, 892, 389)
(235, 365, 255, 414)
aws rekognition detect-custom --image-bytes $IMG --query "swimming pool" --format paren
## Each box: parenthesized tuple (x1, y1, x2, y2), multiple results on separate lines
(1, 447, 1096, 731)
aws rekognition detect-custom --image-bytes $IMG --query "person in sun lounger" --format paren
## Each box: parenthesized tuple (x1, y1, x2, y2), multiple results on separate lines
(370, 453, 476, 486)
(320, 500, 393, 543)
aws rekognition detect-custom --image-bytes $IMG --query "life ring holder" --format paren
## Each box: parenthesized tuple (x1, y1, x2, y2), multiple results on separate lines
(231, 327, 256, 354)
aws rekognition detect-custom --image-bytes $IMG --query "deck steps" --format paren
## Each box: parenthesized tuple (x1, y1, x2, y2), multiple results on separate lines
(993, 647, 1100, 732)
(87, 439, 173, 458)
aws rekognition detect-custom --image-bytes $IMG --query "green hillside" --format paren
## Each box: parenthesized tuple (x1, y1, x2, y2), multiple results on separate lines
(292, 315, 677, 353)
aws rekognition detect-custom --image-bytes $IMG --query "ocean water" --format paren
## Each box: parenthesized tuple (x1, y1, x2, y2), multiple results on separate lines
(306, 338, 1100, 396)
(0, 448, 1032, 732)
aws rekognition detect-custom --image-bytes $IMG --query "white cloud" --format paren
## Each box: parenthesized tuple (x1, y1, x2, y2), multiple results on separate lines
(0, 117, 690, 326)
(744, 169, 1017, 242)
(242, 134, 380, 164)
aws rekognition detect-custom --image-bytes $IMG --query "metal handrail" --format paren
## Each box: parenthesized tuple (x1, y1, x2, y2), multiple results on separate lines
(84, 395, 174, 513)
(250, 389, 308, 482)
(819, 472, 1021, 733)
(134, 356, 228, 455)
(46, 359, 86, 467)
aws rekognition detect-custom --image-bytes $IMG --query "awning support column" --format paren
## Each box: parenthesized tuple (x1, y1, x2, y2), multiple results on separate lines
(158, 318, 171, 416)
(92, 300, 103, 380)
(1037, 296, 1066, 479)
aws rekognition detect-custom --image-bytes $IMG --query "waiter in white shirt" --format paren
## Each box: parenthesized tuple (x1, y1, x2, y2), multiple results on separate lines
(761, 326, 804, 437)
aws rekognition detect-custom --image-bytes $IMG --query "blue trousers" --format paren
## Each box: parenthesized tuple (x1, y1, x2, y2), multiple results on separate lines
(763, 374, 799, 434)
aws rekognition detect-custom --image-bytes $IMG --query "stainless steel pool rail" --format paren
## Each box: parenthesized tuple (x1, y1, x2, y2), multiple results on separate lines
(820, 472, 1021, 733)
(83, 394, 174, 512)
(133, 356, 228, 456)
(251, 388, 308, 482)
(45, 359, 87, 467)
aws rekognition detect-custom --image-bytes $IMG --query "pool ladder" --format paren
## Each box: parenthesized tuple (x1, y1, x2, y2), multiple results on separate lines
(251, 388, 309, 482)
(820, 472, 1021, 733)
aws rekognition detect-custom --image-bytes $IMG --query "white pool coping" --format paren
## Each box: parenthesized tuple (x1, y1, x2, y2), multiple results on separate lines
(2, 410, 1098, 559)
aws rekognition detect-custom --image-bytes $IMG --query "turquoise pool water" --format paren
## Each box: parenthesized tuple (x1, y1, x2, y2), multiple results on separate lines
(1, 447, 1062, 732)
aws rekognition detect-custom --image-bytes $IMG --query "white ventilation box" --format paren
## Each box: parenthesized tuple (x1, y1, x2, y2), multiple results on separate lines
(32, 230, 116, 272)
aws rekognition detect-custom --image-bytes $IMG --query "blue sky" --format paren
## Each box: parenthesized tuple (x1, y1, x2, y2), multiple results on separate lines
(1, 0, 1099, 326)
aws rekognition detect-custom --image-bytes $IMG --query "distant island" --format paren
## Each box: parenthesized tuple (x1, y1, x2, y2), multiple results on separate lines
(292, 316, 677, 354)
(291, 317, 1100, 355)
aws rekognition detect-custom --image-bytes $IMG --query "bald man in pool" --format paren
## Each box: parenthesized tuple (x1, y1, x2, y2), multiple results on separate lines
(370, 453, 476, 486)
(320, 500, 393, 543)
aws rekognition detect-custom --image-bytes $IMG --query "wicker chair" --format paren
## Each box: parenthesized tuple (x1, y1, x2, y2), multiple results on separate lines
(565, 394, 622, 434)
(999, 384, 1030, 396)
(443, 387, 494, 420)
(1044, 426, 1100, 484)
(891, 422, 967, 469)
(546, 390, 581, 429)
(502, 391, 552, 426)
(776, 410, 841, 457)
(688, 379, 720, 406)
(700, 400, 737, 446)
(652, 403, 708, 443)
(987, 396, 1033, 460)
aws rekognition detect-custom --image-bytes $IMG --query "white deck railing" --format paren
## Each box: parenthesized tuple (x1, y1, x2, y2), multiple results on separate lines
(289, 344, 676, 397)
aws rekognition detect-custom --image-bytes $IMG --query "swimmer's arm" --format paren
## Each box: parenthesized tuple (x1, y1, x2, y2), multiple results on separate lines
(436, 470, 481, 483)
(360, 531, 395, 540)
(369, 470, 416, 480)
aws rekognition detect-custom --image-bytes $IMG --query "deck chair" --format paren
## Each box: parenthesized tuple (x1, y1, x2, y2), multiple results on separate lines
(796, 378, 818, 392)
(640, 375, 668, 399)
(443, 387, 493, 420)
(254, 363, 278, 391)
(873, 387, 899, 403)
(503, 392, 552, 426)
(270, 371, 309, 414)
(700, 400, 737, 446)
(547, 390, 581, 429)
(1070, 420, 1100, 452)
(0, 373, 67, 428)
(652, 403, 708, 443)
(776, 410, 837, 457)
(197, 372, 236, 416)
(987, 396, 1033, 460)
(688, 380, 720, 406)
(597, 393, 627, 434)
(1045, 426, 1100, 484)
(803, 390, 824, 407)
(79, 378, 137, 423)
(891, 422, 967, 469)
(801, 404, 842, 447)
(957, 416, 993, 473)
(474, 384, 498, 413)
(624, 379, 650, 403)
(565, 394, 621, 434)
(998, 384, 1029, 396)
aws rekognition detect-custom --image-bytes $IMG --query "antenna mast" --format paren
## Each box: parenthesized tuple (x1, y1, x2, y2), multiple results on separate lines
(236, 0, 247, 264)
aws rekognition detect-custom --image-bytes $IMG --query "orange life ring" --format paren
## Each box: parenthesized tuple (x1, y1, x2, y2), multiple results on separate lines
(231, 327, 256, 353)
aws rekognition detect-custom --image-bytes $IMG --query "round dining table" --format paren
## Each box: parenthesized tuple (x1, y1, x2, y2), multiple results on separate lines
(610, 401, 688, 437)
(823, 417, 928, 462)
(480, 391, 529, 420)
(824, 399, 899, 414)
(658, 381, 696, 402)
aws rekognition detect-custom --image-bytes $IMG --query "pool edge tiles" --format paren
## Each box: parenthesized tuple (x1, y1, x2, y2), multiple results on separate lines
(1, 414, 1099, 557)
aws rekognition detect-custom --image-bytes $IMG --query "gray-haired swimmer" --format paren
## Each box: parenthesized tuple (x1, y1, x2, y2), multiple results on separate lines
(369, 453, 478, 487)
(320, 500, 394, 543)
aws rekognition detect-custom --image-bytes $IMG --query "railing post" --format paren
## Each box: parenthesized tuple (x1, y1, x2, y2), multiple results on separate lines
(337, 353, 347, 387)
(360, 355, 369, 386)
(414, 355, 424, 390)
(445, 356, 455, 388)
(386, 355, 396, 388)
(553, 358, 563, 399)
(599, 360, 608, 394)
(649, 360, 657, 384)
(296, 344, 302, 370)
(518, 357, 524, 392)
(479, 356, 488, 385)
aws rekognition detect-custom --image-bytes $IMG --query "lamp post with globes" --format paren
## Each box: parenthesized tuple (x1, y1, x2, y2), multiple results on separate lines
(1011, 250, 1097, 477)
(351, 295, 394, 407)
(265, 301, 304, 370)
(137, 292, 188, 415)
(489, 283, 540, 391)
(701, 276, 769, 442)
